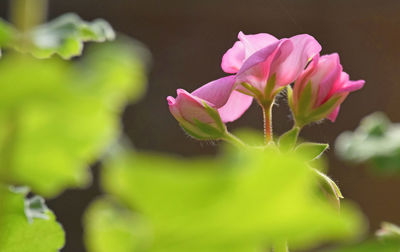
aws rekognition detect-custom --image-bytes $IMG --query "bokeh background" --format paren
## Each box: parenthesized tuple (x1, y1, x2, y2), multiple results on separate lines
(1, 0, 400, 251)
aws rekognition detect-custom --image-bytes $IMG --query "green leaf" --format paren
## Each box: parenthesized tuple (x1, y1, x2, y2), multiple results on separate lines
(308, 95, 341, 121)
(0, 38, 148, 197)
(264, 74, 276, 100)
(84, 197, 152, 252)
(202, 101, 226, 132)
(324, 222, 400, 252)
(90, 147, 364, 251)
(0, 185, 65, 252)
(278, 127, 300, 151)
(0, 19, 15, 47)
(297, 81, 313, 116)
(313, 168, 343, 205)
(295, 142, 329, 160)
(0, 13, 115, 59)
(193, 119, 225, 138)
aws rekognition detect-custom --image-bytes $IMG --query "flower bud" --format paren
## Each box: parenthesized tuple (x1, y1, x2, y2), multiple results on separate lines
(167, 89, 227, 140)
(290, 53, 365, 126)
(167, 76, 253, 140)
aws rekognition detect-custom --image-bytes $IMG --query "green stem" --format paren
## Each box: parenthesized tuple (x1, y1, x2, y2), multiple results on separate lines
(273, 241, 289, 252)
(10, 0, 48, 31)
(261, 101, 274, 144)
(222, 132, 247, 148)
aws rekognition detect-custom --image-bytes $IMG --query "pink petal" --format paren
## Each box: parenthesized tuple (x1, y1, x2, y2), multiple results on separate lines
(271, 34, 322, 87)
(221, 32, 278, 74)
(221, 41, 245, 73)
(238, 31, 278, 59)
(167, 96, 181, 118)
(175, 89, 214, 124)
(236, 39, 289, 91)
(336, 79, 365, 93)
(218, 91, 253, 123)
(192, 75, 236, 108)
(314, 54, 342, 105)
(329, 69, 365, 95)
(327, 105, 340, 122)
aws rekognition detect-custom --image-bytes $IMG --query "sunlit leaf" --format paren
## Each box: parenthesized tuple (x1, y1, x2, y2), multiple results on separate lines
(0, 185, 65, 252)
(0, 38, 148, 197)
(84, 197, 152, 252)
(88, 146, 364, 251)
(0, 13, 115, 59)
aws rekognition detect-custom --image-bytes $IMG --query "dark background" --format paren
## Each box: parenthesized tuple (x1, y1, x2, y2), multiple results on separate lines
(2, 0, 400, 251)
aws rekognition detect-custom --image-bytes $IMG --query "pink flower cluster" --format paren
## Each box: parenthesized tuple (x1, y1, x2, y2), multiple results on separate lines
(167, 32, 365, 139)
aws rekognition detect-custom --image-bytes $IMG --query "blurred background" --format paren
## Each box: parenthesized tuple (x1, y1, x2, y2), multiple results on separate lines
(1, 0, 400, 251)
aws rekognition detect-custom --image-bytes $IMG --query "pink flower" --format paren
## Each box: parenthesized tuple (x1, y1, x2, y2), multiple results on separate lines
(167, 76, 252, 139)
(290, 53, 365, 125)
(221, 32, 322, 102)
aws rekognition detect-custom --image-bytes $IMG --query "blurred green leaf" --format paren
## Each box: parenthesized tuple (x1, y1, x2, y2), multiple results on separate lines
(335, 112, 400, 174)
(0, 185, 65, 252)
(0, 39, 148, 197)
(376, 222, 400, 239)
(323, 222, 400, 252)
(86, 147, 364, 251)
(84, 197, 153, 252)
(323, 239, 400, 252)
(0, 13, 115, 59)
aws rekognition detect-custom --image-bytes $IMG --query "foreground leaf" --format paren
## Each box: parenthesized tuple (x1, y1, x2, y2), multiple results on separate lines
(0, 185, 65, 252)
(0, 39, 148, 197)
(87, 147, 364, 251)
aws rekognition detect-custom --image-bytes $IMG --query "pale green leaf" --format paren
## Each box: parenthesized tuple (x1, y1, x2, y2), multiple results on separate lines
(0, 39, 148, 197)
(0, 185, 65, 252)
(90, 147, 364, 251)
(335, 112, 400, 174)
(0, 13, 115, 59)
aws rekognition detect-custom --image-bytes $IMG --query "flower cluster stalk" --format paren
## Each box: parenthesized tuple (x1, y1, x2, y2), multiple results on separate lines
(262, 101, 274, 144)
(10, 0, 48, 31)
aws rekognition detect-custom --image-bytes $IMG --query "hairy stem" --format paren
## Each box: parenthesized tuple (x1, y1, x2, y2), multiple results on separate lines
(262, 101, 274, 144)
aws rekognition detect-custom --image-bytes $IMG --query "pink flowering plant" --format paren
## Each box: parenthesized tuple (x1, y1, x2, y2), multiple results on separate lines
(2, 1, 399, 250)
(168, 31, 364, 146)
(167, 31, 367, 251)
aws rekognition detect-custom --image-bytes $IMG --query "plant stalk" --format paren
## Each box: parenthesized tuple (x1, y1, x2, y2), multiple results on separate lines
(10, 0, 48, 31)
(262, 100, 274, 144)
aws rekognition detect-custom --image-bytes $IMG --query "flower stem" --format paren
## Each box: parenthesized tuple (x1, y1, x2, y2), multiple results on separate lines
(10, 0, 48, 31)
(273, 241, 289, 252)
(222, 132, 247, 148)
(262, 101, 274, 144)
